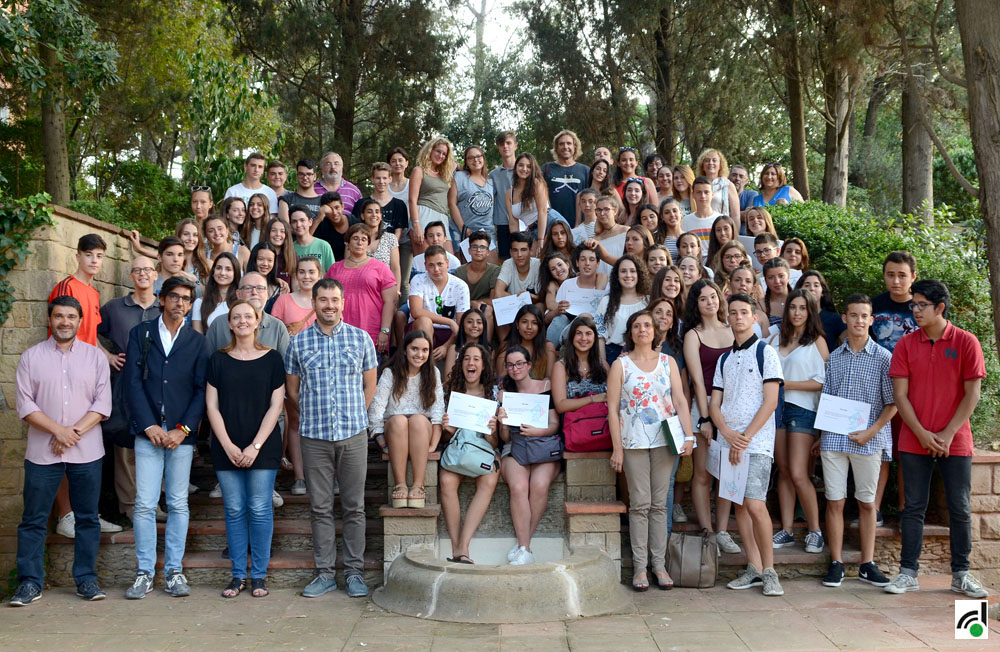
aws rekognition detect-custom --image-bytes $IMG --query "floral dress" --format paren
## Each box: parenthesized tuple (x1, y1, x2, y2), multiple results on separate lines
(617, 354, 675, 449)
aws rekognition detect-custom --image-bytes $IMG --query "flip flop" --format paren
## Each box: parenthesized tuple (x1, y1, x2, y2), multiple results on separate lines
(446, 555, 474, 564)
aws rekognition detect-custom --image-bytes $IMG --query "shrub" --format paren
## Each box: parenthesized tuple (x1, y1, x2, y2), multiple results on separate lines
(771, 201, 999, 447)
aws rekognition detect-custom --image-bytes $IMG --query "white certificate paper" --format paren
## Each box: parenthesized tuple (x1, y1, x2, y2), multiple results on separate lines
(493, 292, 532, 326)
(707, 438, 722, 480)
(501, 392, 550, 429)
(718, 449, 750, 506)
(563, 286, 605, 316)
(814, 394, 871, 435)
(446, 392, 498, 435)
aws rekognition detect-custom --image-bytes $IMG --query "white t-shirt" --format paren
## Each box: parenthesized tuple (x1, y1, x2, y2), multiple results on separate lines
(498, 257, 541, 295)
(767, 335, 825, 411)
(191, 298, 229, 329)
(571, 221, 596, 244)
(411, 252, 461, 278)
(712, 338, 784, 456)
(408, 273, 471, 329)
(595, 295, 649, 346)
(224, 183, 279, 214)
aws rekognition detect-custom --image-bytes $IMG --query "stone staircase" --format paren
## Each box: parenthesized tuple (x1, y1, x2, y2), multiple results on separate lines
(46, 441, 389, 589)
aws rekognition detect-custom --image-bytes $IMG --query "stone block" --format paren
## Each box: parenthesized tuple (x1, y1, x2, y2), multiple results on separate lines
(568, 533, 588, 549)
(383, 515, 438, 535)
(994, 465, 1000, 494)
(1, 438, 27, 468)
(0, 410, 24, 440)
(604, 533, 621, 560)
(9, 303, 31, 329)
(0, 466, 22, 494)
(384, 534, 436, 561)
(972, 464, 993, 495)
(970, 541, 1000, 569)
(980, 514, 1000, 540)
(0, 495, 23, 524)
(2, 326, 47, 356)
(0, 354, 19, 384)
(567, 514, 619, 534)
(565, 458, 615, 486)
(972, 513, 981, 541)
(28, 303, 48, 329)
(389, 458, 439, 490)
(27, 239, 74, 273)
(971, 495, 1000, 513)
(6, 269, 64, 303)
(566, 485, 616, 501)
(1, 383, 16, 411)
(584, 533, 605, 548)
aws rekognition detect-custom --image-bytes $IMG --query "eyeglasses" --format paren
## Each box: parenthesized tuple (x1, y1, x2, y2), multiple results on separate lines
(911, 301, 935, 312)
(240, 285, 268, 294)
(190, 185, 211, 193)
(164, 292, 193, 304)
(505, 360, 528, 370)
(754, 247, 775, 257)
(468, 244, 488, 251)
(130, 267, 155, 275)
(595, 207, 614, 214)
(723, 254, 745, 262)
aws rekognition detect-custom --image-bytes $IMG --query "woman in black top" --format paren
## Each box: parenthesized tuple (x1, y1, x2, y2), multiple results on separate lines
(205, 300, 286, 598)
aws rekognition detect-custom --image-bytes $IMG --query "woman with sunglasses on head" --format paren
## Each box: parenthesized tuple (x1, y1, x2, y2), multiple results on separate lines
(753, 162, 804, 207)
(438, 342, 500, 564)
(613, 147, 659, 206)
(499, 345, 561, 565)
(682, 279, 740, 553)
(609, 310, 693, 590)
(620, 178, 648, 226)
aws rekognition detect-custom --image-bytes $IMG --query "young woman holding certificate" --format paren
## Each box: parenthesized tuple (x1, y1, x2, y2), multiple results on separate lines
(438, 343, 500, 564)
(608, 311, 694, 591)
(499, 346, 560, 566)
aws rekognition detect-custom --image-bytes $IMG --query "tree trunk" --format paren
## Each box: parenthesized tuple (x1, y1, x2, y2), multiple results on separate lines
(821, 65, 852, 207)
(862, 74, 890, 140)
(467, 0, 489, 134)
(331, 3, 364, 173)
(779, 0, 810, 199)
(652, 1, 676, 164)
(601, 0, 626, 145)
(955, 0, 1000, 357)
(901, 75, 934, 221)
(39, 42, 71, 206)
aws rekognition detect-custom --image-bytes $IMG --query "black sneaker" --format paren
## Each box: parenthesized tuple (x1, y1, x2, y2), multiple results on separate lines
(9, 582, 42, 607)
(858, 562, 891, 587)
(822, 560, 845, 587)
(75, 580, 106, 601)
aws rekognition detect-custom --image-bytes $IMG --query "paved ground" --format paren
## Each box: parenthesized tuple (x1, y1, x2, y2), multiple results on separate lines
(0, 574, 997, 651)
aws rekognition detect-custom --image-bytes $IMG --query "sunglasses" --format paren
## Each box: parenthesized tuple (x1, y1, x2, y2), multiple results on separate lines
(191, 185, 211, 193)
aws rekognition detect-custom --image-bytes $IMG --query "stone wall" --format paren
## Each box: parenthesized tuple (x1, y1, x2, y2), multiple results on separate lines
(0, 205, 152, 584)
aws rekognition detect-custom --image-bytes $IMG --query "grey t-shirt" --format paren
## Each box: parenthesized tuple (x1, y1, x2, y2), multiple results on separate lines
(454, 171, 495, 233)
(279, 191, 323, 221)
(543, 162, 589, 222)
(489, 165, 514, 227)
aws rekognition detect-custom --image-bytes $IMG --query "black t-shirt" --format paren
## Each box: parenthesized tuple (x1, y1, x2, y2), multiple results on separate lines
(279, 191, 323, 221)
(313, 215, 360, 261)
(820, 309, 846, 352)
(353, 196, 409, 232)
(543, 162, 590, 222)
(871, 291, 917, 353)
(206, 349, 286, 471)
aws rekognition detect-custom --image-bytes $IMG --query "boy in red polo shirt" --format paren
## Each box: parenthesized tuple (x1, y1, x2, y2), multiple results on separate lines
(884, 279, 988, 598)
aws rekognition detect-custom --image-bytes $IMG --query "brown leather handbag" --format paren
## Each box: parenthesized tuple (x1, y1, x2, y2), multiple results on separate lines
(666, 529, 719, 588)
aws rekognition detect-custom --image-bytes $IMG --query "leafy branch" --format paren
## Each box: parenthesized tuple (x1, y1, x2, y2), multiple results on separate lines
(0, 192, 55, 326)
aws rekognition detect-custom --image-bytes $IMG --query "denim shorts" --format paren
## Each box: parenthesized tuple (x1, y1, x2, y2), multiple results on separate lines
(782, 403, 818, 436)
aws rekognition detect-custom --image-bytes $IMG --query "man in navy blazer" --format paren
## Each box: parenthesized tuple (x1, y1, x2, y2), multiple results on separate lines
(123, 275, 209, 599)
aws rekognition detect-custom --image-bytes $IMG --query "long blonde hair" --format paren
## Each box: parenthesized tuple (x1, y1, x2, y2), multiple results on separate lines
(416, 136, 457, 184)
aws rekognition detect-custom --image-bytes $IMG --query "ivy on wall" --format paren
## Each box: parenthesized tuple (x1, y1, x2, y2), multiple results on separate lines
(0, 192, 54, 325)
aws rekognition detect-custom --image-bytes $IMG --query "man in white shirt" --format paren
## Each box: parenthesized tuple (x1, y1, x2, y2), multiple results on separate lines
(224, 152, 279, 214)
(409, 245, 470, 362)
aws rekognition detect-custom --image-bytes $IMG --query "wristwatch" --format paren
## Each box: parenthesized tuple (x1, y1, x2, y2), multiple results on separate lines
(698, 417, 712, 426)
(380, 327, 390, 334)
(253, 442, 262, 451)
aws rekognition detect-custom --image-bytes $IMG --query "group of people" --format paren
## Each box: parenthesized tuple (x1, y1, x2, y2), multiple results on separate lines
(9, 129, 990, 606)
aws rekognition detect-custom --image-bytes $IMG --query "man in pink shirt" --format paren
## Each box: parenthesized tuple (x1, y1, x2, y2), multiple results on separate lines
(11, 296, 112, 606)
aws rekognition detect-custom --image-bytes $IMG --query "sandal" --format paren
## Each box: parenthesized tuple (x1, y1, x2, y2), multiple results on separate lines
(653, 569, 673, 590)
(632, 571, 649, 593)
(407, 485, 426, 509)
(250, 578, 269, 598)
(391, 484, 408, 508)
(446, 555, 474, 564)
(221, 578, 246, 598)
(281, 456, 293, 471)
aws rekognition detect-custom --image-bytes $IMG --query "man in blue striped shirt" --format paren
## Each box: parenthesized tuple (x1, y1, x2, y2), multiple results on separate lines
(285, 278, 377, 598)
(819, 294, 895, 589)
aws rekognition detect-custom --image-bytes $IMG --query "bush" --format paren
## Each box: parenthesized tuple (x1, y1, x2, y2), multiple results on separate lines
(771, 201, 999, 447)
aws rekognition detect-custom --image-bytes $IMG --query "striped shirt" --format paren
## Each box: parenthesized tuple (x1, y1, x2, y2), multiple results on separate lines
(819, 337, 894, 458)
(284, 320, 377, 441)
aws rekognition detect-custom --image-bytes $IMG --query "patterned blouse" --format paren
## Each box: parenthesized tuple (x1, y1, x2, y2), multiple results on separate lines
(617, 354, 675, 449)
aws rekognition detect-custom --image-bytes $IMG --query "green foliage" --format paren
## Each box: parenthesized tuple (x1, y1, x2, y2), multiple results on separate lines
(0, 117, 45, 198)
(771, 201, 999, 445)
(933, 148, 980, 223)
(0, 191, 55, 325)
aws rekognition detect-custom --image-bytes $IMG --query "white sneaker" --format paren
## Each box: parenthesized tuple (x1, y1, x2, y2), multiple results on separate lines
(99, 515, 123, 533)
(209, 483, 222, 498)
(272, 489, 284, 508)
(884, 573, 920, 594)
(188, 483, 199, 495)
(507, 544, 520, 562)
(716, 530, 741, 554)
(672, 504, 687, 524)
(509, 546, 534, 566)
(56, 512, 75, 538)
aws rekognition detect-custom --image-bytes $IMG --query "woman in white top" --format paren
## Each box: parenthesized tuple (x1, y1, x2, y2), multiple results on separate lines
(695, 149, 740, 226)
(192, 252, 239, 333)
(767, 289, 829, 553)
(583, 195, 628, 275)
(505, 153, 549, 250)
(595, 255, 650, 366)
(608, 310, 693, 590)
(369, 329, 445, 509)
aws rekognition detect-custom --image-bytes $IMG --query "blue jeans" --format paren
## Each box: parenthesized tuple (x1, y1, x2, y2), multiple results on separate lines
(546, 314, 571, 347)
(899, 452, 972, 575)
(17, 458, 102, 589)
(134, 436, 194, 575)
(216, 468, 277, 580)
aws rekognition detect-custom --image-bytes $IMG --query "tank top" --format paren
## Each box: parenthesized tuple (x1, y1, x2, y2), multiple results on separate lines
(618, 354, 673, 450)
(753, 185, 792, 207)
(417, 172, 450, 215)
(696, 330, 729, 393)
